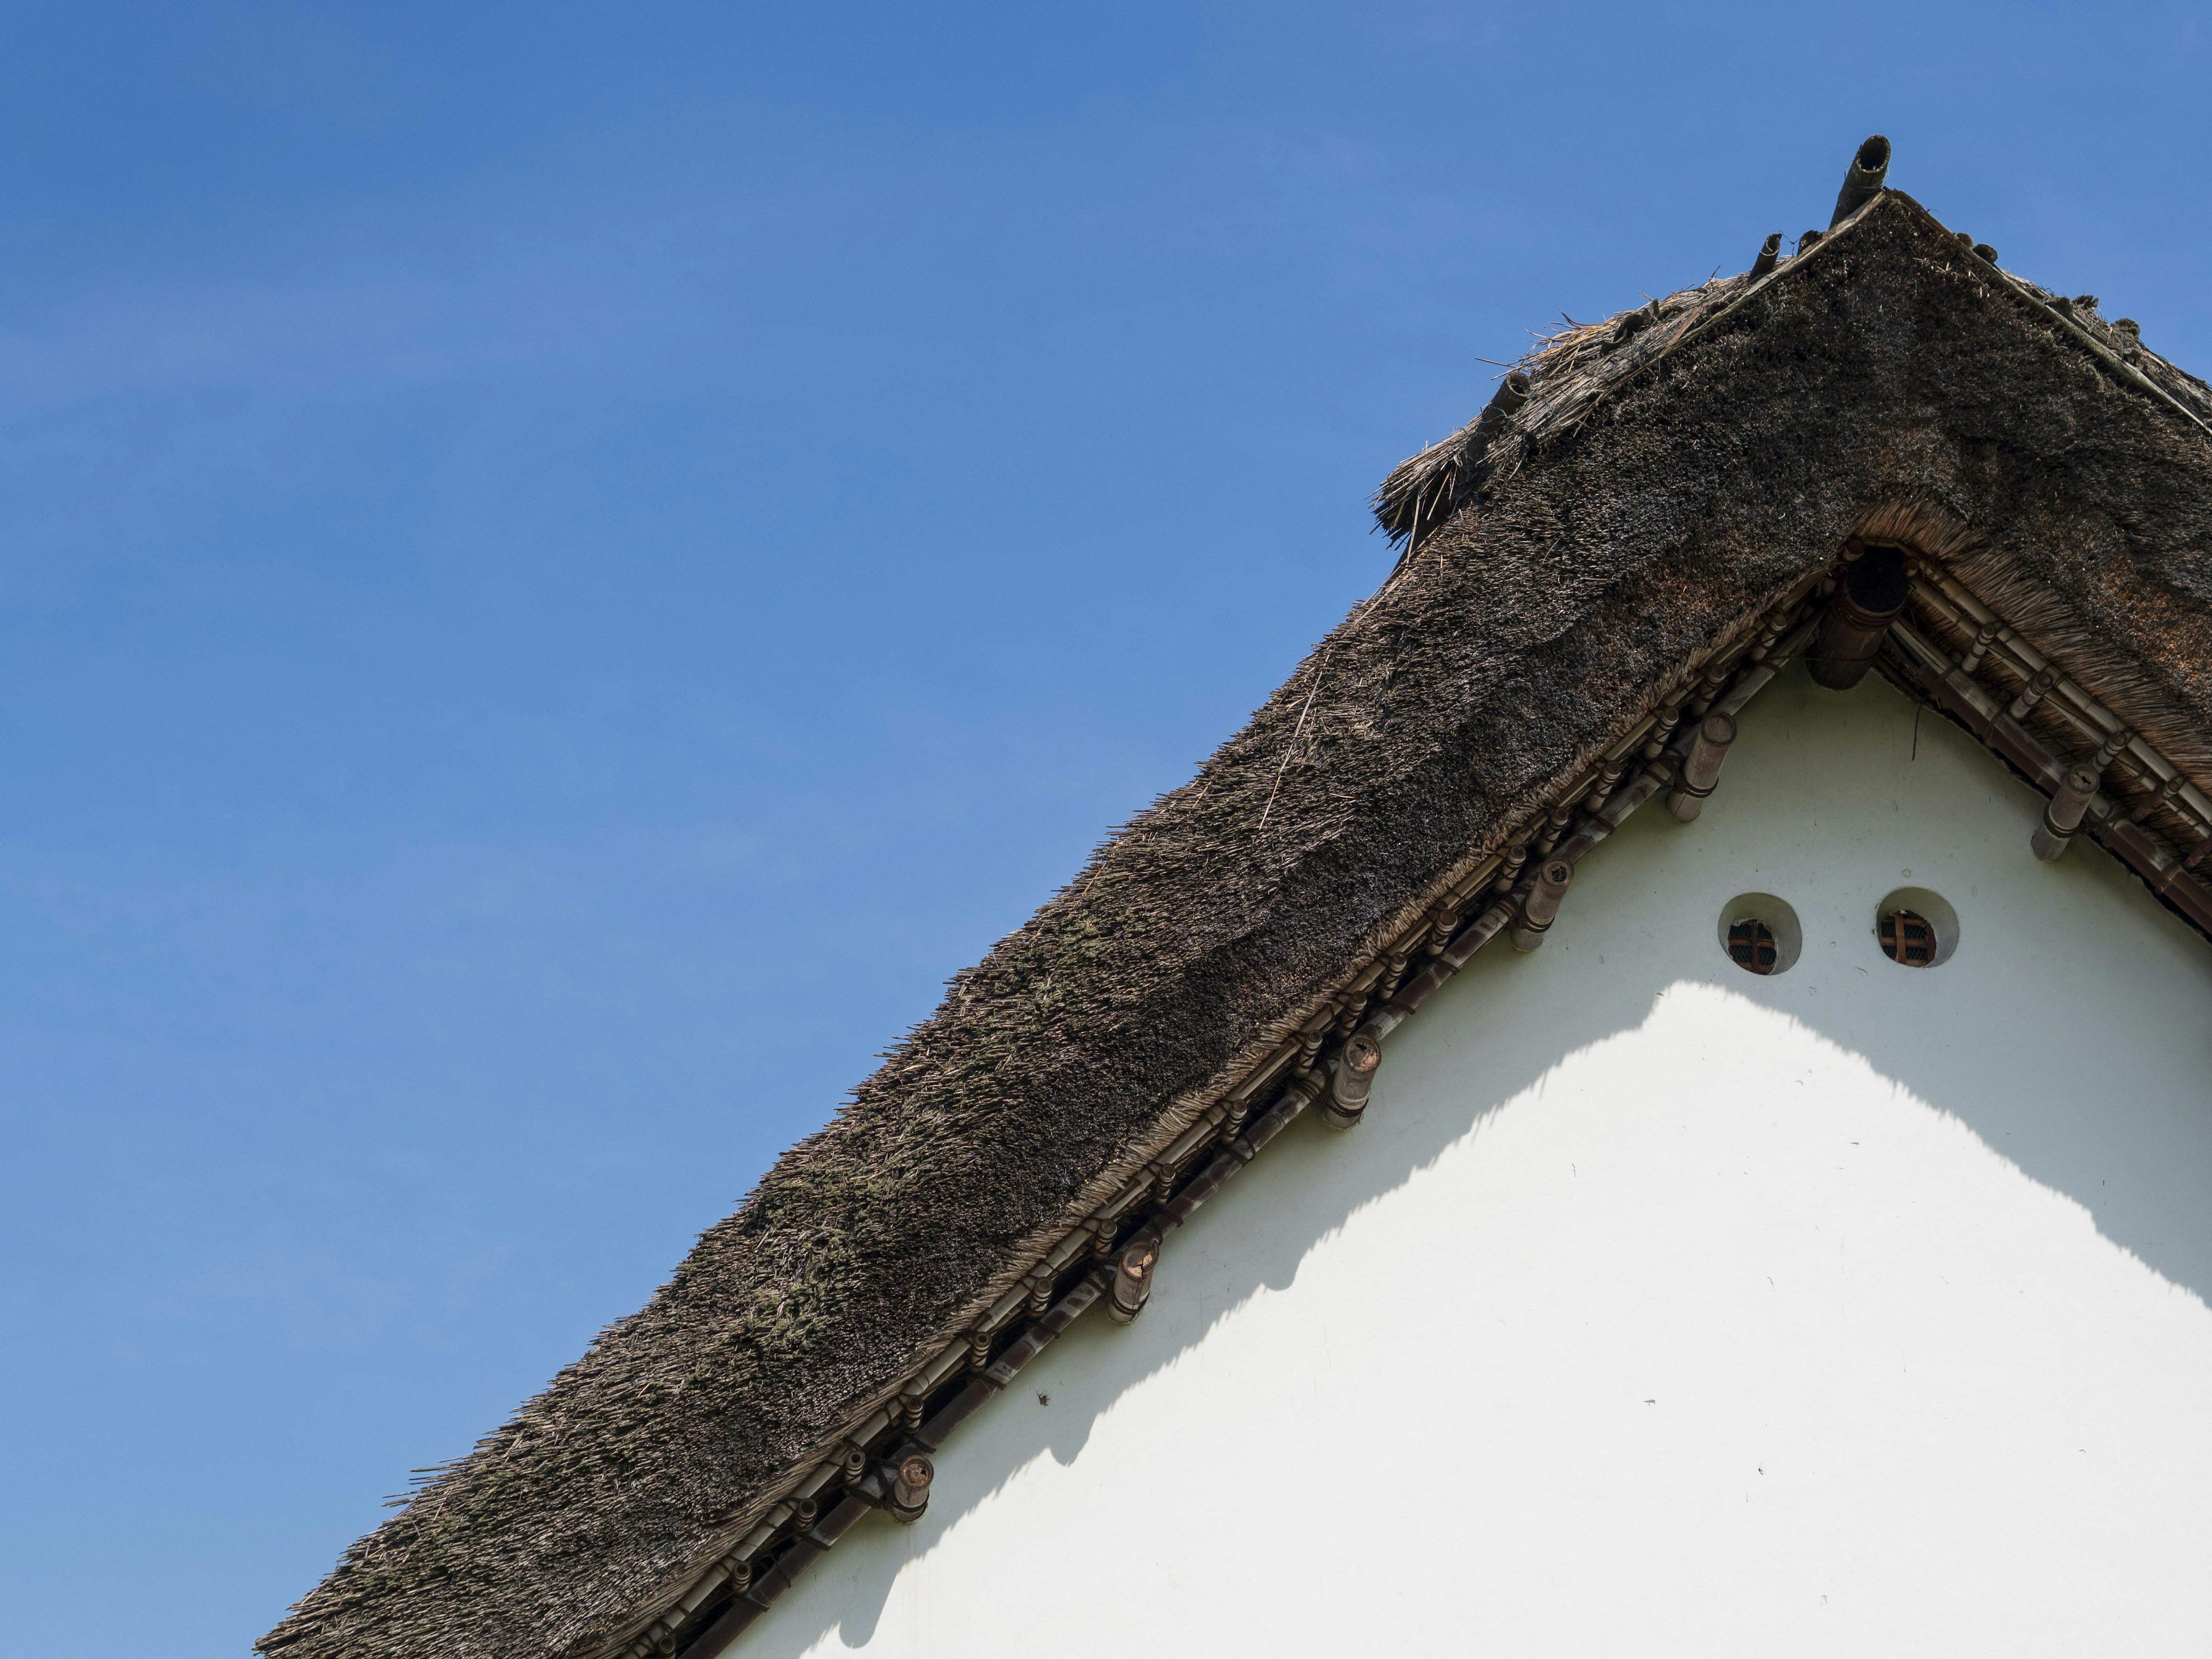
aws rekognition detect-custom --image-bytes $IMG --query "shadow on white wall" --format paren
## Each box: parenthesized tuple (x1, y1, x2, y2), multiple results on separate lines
(728, 664, 2212, 1656)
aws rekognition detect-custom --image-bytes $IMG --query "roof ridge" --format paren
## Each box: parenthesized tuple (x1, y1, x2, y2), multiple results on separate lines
(1374, 187, 2212, 563)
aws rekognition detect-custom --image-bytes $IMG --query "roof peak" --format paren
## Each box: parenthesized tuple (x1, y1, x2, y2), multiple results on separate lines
(1376, 164, 2212, 556)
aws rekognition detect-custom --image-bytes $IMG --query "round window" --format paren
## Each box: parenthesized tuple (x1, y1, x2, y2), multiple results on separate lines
(1717, 894, 1802, 976)
(1878, 910, 1936, 965)
(1727, 918, 1780, 974)
(1873, 887, 1960, 968)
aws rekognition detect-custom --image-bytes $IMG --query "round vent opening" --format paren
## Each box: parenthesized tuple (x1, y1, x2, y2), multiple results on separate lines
(1874, 887, 1959, 968)
(1717, 893, 1802, 977)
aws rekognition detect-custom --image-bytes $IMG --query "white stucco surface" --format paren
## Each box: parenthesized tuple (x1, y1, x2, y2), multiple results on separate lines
(743, 664, 2212, 1658)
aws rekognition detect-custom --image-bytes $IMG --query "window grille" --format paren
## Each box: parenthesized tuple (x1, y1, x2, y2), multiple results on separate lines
(1726, 918, 1778, 975)
(1879, 909, 1936, 966)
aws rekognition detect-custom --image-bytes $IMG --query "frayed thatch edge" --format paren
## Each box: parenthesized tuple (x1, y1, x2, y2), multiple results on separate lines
(1859, 496, 2212, 788)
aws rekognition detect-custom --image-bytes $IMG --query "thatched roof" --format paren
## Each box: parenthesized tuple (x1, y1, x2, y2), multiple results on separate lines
(260, 156, 2212, 1659)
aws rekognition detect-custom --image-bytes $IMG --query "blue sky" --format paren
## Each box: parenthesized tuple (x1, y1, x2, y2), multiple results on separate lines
(3, 5, 2207, 1653)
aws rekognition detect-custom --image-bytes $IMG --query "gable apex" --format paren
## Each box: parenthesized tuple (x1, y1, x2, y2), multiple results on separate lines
(260, 146, 2212, 1659)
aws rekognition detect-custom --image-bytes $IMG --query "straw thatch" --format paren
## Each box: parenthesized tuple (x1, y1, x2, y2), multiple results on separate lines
(260, 181, 2212, 1659)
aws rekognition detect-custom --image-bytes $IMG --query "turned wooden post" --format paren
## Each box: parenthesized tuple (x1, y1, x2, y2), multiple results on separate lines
(1107, 1237, 1158, 1324)
(1666, 713, 1737, 821)
(886, 1452, 933, 1524)
(1510, 858, 1574, 953)
(1323, 1031, 1381, 1130)
(2032, 764, 2099, 860)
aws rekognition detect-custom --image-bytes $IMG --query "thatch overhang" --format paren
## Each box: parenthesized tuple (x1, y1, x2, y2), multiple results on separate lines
(260, 169, 2212, 1659)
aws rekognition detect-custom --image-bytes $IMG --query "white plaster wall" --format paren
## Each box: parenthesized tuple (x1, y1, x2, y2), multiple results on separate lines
(743, 664, 2212, 1659)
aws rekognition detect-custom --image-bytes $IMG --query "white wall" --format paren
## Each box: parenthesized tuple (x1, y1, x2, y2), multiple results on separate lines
(741, 664, 2212, 1659)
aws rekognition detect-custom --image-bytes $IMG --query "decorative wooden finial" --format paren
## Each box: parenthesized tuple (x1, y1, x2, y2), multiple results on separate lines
(1220, 1095, 1250, 1141)
(2026, 774, 2097, 862)
(1687, 662, 1732, 715)
(1958, 618, 2001, 675)
(2009, 665, 2059, 721)
(1510, 858, 1574, 953)
(1323, 1031, 1382, 1130)
(1107, 1238, 1158, 1324)
(1534, 798, 1576, 855)
(887, 1453, 934, 1524)
(2092, 728, 2134, 774)
(1582, 759, 1626, 814)
(1423, 902, 1460, 958)
(1491, 842, 1529, 895)
(2131, 772, 2185, 824)
(1667, 713, 1738, 821)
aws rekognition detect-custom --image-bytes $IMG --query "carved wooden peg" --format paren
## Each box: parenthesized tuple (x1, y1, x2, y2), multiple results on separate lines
(896, 1385, 926, 1433)
(1510, 858, 1574, 953)
(886, 1453, 934, 1524)
(1490, 842, 1529, 895)
(1687, 662, 1732, 716)
(1323, 1031, 1382, 1130)
(2131, 772, 2184, 824)
(1534, 799, 1576, 855)
(1956, 618, 1999, 676)
(2032, 764, 2099, 860)
(1107, 1238, 1158, 1324)
(2009, 664, 2060, 721)
(1666, 713, 1738, 821)
(1220, 1096, 1250, 1141)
